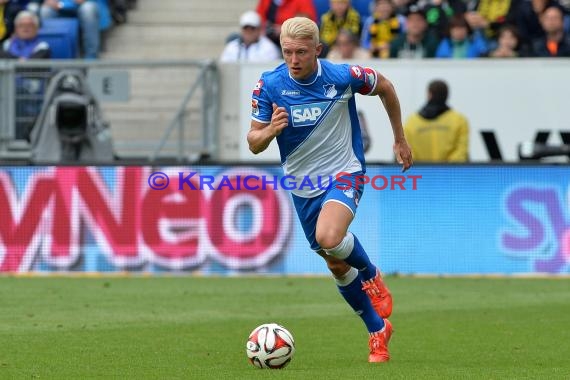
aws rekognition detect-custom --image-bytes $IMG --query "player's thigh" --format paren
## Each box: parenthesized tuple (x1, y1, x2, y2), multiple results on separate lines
(315, 172, 363, 249)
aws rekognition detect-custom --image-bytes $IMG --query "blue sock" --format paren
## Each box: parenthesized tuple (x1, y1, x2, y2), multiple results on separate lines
(346, 234, 377, 282)
(336, 268, 384, 333)
(324, 233, 378, 282)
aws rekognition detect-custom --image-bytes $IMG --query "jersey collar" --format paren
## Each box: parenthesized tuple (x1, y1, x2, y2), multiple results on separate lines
(288, 59, 322, 86)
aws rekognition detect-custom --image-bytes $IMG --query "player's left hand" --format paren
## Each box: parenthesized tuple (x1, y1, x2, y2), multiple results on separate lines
(393, 140, 413, 172)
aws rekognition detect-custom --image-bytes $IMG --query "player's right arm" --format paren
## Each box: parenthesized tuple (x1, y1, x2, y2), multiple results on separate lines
(348, 64, 413, 171)
(248, 104, 289, 154)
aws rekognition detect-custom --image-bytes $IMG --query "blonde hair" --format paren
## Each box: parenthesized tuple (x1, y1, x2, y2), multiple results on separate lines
(280, 17, 320, 45)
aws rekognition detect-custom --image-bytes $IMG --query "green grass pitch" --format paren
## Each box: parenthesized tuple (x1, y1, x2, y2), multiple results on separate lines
(1, 276, 569, 379)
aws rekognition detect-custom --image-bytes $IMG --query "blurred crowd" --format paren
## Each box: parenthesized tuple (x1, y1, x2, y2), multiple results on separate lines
(221, 0, 570, 61)
(0, 0, 137, 146)
(0, 0, 137, 60)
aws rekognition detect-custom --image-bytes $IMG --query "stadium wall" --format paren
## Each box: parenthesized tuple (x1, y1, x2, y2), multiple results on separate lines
(1, 165, 568, 275)
(218, 60, 570, 163)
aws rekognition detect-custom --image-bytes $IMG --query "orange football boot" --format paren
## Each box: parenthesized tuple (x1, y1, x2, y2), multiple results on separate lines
(362, 270, 393, 318)
(368, 319, 393, 363)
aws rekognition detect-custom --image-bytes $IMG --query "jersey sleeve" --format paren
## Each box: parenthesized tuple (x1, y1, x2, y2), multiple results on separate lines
(251, 73, 273, 124)
(346, 64, 378, 96)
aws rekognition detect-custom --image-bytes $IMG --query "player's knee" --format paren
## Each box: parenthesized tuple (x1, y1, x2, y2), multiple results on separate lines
(316, 229, 344, 251)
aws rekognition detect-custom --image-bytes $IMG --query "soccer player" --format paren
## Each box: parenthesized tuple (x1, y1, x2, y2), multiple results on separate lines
(247, 16, 413, 363)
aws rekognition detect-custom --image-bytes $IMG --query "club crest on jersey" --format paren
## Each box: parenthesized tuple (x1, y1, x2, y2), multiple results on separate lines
(323, 84, 337, 98)
(343, 187, 355, 199)
(290, 101, 330, 127)
(253, 80, 263, 96)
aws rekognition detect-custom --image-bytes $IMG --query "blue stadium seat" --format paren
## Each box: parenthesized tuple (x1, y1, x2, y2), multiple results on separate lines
(37, 18, 80, 59)
(314, 0, 330, 23)
(36, 33, 75, 59)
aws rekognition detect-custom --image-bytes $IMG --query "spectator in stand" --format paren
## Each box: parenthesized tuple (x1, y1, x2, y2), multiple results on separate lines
(361, 0, 405, 58)
(390, 6, 439, 58)
(464, 0, 521, 46)
(220, 10, 281, 62)
(36, 0, 101, 59)
(0, 10, 50, 140)
(326, 28, 371, 59)
(435, 14, 488, 58)
(486, 24, 529, 56)
(0, 10, 50, 59)
(390, 0, 464, 29)
(404, 79, 469, 162)
(320, 0, 361, 51)
(516, 0, 568, 50)
(531, 5, 570, 56)
(255, 0, 317, 47)
(1, 0, 30, 42)
(422, 0, 468, 39)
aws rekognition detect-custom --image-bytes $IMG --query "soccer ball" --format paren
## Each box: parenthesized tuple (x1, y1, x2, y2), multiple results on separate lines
(246, 323, 295, 369)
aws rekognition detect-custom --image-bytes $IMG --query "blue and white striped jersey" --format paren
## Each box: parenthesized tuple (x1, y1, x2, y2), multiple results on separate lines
(251, 59, 378, 197)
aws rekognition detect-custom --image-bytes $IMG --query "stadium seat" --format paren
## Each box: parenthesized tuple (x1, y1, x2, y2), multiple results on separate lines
(36, 32, 75, 59)
(38, 18, 80, 58)
(313, 0, 330, 23)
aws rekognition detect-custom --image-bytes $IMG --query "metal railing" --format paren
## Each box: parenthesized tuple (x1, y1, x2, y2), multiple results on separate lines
(0, 59, 219, 162)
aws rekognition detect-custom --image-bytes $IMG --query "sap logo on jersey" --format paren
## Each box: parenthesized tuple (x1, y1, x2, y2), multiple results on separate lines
(291, 101, 330, 127)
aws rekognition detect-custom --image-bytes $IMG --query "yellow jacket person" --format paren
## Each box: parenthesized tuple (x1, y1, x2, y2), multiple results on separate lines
(404, 80, 469, 162)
